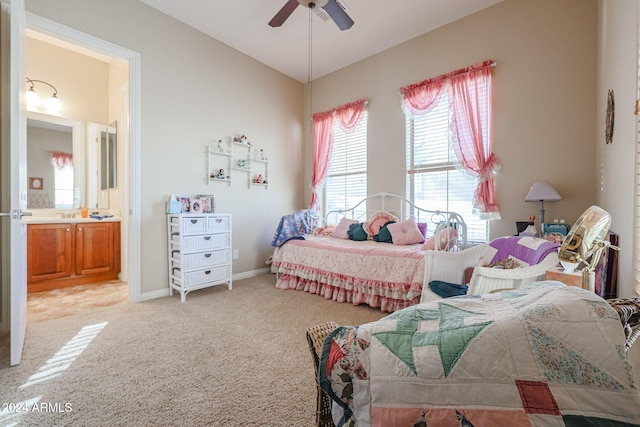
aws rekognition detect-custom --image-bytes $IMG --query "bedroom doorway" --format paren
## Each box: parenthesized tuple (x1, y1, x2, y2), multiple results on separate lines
(24, 14, 141, 311)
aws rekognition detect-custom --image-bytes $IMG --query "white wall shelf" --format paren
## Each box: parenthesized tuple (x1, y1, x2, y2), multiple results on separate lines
(207, 138, 269, 189)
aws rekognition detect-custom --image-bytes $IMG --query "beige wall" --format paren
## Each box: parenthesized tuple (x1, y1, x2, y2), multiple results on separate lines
(307, 0, 597, 239)
(597, 0, 639, 297)
(25, 0, 305, 296)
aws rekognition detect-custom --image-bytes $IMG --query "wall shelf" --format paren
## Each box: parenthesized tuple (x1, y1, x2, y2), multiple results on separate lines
(207, 138, 269, 189)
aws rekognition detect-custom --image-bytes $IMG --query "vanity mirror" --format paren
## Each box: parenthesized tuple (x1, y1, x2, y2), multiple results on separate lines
(26, 112, 118, 211)
(27, 112, 84, 210)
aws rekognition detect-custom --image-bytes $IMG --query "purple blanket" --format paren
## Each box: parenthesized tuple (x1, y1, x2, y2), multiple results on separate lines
(488, 236, 559, 266)
(271, 209, 316, 247)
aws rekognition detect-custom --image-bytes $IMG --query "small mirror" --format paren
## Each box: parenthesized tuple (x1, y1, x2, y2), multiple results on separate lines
(87, 122, 117, 209)
(27, 112, 84, 209)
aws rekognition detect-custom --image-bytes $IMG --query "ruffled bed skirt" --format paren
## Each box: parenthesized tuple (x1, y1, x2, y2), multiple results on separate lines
(274, 270, 421, 313)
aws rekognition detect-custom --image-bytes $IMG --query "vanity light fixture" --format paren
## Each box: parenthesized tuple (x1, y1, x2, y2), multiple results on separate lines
(26, 77, 62, 113)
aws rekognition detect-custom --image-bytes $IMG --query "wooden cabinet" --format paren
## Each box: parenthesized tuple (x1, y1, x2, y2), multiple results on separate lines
(27, 221, 121, 293)
(76, 222, 120, 276)
(27, 223, 73, 282)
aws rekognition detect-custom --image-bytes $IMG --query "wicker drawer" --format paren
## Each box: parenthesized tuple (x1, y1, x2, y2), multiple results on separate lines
(183, 249, 230, 269)
(208, 216, 230, 233)
(175, 233, 230, 251)
(183, 265, 230, 288)
(180, 216, 208, 233)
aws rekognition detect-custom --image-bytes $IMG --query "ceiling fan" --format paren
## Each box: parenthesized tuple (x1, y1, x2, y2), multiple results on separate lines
(268, 0, 354, 31)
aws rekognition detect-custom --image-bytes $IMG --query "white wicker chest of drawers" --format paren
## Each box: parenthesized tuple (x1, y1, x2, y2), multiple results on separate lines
(167, 213, 232, 301)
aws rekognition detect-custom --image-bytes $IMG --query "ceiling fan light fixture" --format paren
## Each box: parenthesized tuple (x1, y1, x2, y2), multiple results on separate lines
(299, 0, 328, 8)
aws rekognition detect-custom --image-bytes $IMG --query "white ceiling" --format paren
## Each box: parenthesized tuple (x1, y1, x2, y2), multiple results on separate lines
(137, 0, 503, 83)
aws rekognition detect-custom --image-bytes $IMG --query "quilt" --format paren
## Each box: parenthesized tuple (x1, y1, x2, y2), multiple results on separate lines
(319, 281, 640, 426)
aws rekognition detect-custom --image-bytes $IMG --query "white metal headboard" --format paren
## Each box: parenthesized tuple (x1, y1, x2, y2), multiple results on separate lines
(325, 192, 468, 249)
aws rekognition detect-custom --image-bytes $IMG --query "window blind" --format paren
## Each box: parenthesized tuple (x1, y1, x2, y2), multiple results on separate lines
(406, 91, 488, 242)
(322, 112, 368, 222)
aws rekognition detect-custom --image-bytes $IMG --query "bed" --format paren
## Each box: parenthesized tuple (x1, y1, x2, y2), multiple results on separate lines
(271, 193, 468, 313)
(317, 281, 640, 427)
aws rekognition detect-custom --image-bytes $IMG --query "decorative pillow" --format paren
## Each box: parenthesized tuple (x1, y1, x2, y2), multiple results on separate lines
(373, 220, 395, 243)
(422, 226, 459, 251)
(347, 222, 368, 241)
(363, 211, 399, 238)
(417, 222, 427, 238)
(387, 218, 425, 245)
(332, 218, 358, 239)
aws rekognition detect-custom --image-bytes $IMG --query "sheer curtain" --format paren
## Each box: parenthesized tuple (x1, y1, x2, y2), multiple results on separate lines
(309, 99, 367, 210)
(400, 60, 500, 219)
(449, 60, 500, 219)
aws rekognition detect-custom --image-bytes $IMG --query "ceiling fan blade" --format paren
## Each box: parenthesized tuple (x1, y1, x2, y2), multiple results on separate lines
(322, 0, 354, 31)
(268, 0, 300, 27)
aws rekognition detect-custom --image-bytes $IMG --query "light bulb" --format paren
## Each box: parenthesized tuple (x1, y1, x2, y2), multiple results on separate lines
(26, 87, 40, 108)
(45, 94, 62, 113)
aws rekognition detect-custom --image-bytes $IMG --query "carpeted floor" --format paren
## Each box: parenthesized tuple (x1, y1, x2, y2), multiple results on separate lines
(0, 274, 386, 426)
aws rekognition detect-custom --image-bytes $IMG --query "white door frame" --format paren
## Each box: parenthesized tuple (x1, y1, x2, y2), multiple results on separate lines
(26, 13, 142, 302)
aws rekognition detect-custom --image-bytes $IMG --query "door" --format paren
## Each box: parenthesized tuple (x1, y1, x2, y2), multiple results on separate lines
(0, 0, 28, 366)
(75, 222, 118, 275)
(27, 223, 73, 282)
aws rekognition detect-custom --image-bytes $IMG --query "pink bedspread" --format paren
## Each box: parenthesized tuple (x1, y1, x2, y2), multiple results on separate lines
(271, 236, 426, 313)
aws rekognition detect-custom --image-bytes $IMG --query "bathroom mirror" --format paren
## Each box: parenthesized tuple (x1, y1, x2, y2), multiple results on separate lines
(26, 112, 85, 210)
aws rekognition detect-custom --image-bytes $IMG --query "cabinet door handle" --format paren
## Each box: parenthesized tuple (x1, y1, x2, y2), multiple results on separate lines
(78, 228, 82, 231)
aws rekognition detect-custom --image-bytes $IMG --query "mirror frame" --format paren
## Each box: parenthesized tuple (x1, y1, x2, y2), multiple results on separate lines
(27, 111, 85, 209)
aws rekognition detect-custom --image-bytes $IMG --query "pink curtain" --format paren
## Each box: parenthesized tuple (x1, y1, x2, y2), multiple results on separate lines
(309, 99, 368, 210)
(334, 99, 367, 132)
(400, 78, 446, 115)
(50, 151, 73, 169)
(400, 60, 500, 219)
(309, 111, 334, 210)
(449, 60, 500, 219)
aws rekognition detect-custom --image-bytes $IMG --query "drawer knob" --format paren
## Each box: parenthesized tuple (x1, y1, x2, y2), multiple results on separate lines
(204, 270, 211, 275)
(190, 219, 198, 224)
(204, 236, 211, 241)
(204, 253, 212, 258)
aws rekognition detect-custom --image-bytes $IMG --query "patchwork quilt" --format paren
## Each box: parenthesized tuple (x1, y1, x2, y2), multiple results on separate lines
(319, 281, 640, 426)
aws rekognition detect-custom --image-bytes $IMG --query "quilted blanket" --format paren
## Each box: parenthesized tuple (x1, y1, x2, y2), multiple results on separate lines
(319, 281, 640, 426)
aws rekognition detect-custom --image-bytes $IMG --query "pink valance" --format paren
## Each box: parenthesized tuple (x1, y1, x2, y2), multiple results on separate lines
(50, 151, 73, 169)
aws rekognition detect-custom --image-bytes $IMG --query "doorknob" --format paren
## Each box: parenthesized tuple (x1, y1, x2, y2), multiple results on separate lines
(0, 210, 33, 219)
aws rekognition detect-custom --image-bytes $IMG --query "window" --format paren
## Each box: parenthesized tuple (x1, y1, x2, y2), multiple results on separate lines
(322, 112, 368, 222)
(406, 91, 488, 242)
(54, 165, 74, 209)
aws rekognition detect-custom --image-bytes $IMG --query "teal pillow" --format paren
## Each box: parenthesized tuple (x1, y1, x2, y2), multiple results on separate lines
(347, 222, 368, 241)
(373, 220, 396, 243)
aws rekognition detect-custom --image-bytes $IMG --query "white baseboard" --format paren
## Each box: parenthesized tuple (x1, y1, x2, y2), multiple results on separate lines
(232, 268, 270, 281)
(138, 268, 271, 302)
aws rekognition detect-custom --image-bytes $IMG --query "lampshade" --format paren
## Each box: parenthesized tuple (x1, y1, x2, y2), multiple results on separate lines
(524, 181, 562, 202)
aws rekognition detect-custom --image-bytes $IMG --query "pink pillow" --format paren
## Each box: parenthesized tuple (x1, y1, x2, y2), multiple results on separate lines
(332, 218, 358, 239)
(363, 211, 399, 238)
(422, 226, 459, 250)
(387, 218, 425, 245)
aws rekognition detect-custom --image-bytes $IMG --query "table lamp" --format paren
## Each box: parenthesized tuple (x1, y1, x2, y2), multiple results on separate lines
(524, 181, 562, 234)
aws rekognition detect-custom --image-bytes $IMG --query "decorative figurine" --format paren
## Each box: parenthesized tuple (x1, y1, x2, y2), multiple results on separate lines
(237, 159, 247, 169)
(217, 139, 224, 152)
(255, 174, 263, 184)
(259, 149, 265, 160)
(216, 169, 225, 179)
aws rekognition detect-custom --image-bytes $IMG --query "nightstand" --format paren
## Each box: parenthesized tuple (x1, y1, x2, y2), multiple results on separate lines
(545, 265, 584, 289)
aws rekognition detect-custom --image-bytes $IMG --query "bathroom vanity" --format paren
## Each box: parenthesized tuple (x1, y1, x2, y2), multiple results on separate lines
(25, 216, 121, 293)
